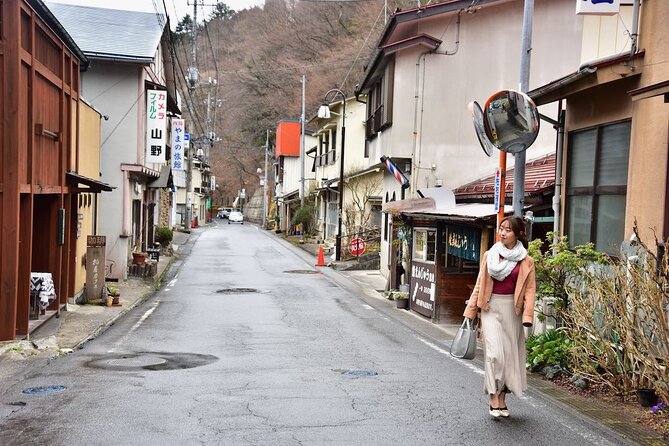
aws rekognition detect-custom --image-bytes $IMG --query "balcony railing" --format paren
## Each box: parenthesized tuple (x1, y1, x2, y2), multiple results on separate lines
(365, 105, 384, 140)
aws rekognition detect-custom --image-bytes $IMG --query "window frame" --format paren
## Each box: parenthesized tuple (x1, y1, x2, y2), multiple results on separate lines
(565, 119, 631, 253)
(412, 227, 437, 264)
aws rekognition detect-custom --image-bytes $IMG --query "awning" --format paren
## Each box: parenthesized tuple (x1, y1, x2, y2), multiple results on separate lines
(147, 165, 173, 189)
(66, 171, 114, 192)
(121, 163, 161, 181)
(382, 197, 435, 213)
(404, 203, 513, 223)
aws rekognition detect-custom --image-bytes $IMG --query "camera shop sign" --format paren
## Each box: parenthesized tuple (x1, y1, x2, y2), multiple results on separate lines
(410, 262, 436, 318)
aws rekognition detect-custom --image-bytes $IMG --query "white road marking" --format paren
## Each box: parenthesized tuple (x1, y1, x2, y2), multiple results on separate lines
(361, 304, 373, 310)
(414, 335, 484, 376)
(167, 278, 177, 287)
(108, 300, 160, 353)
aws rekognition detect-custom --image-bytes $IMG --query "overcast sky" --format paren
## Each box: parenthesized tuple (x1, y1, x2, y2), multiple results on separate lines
(48, 0, 264, 26)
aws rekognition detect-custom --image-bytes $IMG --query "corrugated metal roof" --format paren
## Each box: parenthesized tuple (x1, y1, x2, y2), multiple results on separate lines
(46, 2, 165, 62)
(453, 153, 556, 199)
(404, 203, 513, 222)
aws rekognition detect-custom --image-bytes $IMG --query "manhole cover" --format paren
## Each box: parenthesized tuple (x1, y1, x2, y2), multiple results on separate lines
(283, 270, 321, 275)
(85, 352, 218, 371)
(23, 386, 66, 395)
(334, 369, 378, 378)
(215, 288, 258, 294)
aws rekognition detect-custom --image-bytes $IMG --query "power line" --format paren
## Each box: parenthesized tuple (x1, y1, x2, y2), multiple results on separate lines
(339, 3, 386, 89)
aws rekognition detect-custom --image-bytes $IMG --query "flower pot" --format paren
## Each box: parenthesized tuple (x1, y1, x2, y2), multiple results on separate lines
(636, 388, 658, 408)
(396, 298, 409, 310)
(105, 296, 113, 307)
(132, 252, 147, 265)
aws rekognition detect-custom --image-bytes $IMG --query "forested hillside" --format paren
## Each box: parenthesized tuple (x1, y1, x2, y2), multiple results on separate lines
(172, 0, 415, 205)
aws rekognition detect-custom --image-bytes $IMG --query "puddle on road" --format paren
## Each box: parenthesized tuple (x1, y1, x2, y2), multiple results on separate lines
(85, 352, 218, 371)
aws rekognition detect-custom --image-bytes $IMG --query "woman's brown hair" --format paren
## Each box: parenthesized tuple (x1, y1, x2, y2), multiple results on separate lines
(500, 216, 529, 248)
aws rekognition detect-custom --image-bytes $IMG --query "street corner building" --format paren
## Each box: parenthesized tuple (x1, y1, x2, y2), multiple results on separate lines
(0, 0, 113, 341)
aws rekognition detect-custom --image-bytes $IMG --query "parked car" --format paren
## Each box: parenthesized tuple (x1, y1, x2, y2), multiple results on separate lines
(217, 207, 233, 219)
(228, 211, 244, 224)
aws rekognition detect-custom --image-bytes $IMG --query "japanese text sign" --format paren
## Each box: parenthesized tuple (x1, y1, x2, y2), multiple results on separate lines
(146, 89, 167, 164)
(171, 118, 185, 171)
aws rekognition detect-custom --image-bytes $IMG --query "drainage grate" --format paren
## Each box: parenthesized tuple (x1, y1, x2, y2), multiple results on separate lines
(22, 386, 66, 395)
(335, 369, 378, 378)
(283, 270, 321, 275)
(215, 288, 258, 294)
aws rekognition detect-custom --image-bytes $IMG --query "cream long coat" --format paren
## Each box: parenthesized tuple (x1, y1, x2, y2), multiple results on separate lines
(463, 252, 536, 326)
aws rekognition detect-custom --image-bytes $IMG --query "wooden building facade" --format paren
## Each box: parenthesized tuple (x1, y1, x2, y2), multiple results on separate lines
(1, 0, 89, 340)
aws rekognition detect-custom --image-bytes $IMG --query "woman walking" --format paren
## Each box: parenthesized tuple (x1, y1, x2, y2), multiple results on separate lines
(463, 216, 536, 418)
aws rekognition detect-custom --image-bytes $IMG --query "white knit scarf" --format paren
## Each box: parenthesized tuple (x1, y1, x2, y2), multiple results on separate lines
(487, 241, 527, 281)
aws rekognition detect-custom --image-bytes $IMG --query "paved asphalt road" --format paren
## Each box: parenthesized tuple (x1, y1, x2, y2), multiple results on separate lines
(0, 221, 626, 445)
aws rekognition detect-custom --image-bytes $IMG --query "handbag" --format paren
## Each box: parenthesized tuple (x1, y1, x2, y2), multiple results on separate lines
(450, 317, 479, 360)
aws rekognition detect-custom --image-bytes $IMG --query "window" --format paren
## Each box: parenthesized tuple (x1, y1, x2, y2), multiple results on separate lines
(365, 58, 394, 140)
(566, 121, 630, 255)
(413, 228, 436, 263)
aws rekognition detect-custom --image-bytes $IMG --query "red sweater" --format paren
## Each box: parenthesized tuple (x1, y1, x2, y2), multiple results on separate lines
(492, 262, 521, 294)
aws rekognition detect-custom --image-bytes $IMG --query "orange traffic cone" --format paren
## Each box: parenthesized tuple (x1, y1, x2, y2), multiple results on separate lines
(316, 245, 326, 267)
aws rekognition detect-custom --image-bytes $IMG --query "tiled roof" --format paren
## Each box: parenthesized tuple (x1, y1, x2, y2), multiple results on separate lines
(47, 2, 165, 62)
(453, 153, 555, 198)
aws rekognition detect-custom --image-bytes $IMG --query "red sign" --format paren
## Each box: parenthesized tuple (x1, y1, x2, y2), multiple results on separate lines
(350, 238, 366, 256)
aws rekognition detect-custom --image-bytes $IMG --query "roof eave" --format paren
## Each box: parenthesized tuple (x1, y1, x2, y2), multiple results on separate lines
(28, 0, 89, 69)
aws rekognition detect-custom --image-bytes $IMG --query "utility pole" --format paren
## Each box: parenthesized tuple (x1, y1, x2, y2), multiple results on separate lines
(300, 75, 306, 207)
(512, 0, 534, 217)
(185, 0, 199, 232)
(263, 129, 269, 229)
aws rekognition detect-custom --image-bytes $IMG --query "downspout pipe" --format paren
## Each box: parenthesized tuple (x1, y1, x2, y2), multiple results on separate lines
(410, 10, 463, 193)
(552, 104, 565, 250)
(629, 0, 640, 58)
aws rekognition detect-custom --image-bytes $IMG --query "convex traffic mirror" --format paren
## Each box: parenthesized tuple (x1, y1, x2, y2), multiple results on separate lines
(483, 90, 539, 154)
(468, 101, 495, 157)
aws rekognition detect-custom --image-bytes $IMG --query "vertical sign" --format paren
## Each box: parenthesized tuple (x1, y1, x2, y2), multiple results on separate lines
(146, 89, 167, 163)
(493, 167, 501, 213)
(171, 118, 185, 171)
(85, 236, 106, 302)
(210, 175, 216, 191)
(410, 263, 436, 318)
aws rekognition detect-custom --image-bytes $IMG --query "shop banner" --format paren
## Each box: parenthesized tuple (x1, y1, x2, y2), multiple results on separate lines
(447, 225, 481, 262)
(146, 89, 167, 163)
(410, 262, 436, 318)
(171, 118, 185, 170)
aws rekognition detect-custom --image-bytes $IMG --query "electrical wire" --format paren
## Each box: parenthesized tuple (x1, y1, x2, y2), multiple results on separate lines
(339, 3, 386, 89)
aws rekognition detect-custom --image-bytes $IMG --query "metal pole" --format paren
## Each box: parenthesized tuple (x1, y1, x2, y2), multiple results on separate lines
(336, 92, 346, 261)
(512, 0, 534, 217)
(263, 129, 269, 229)
(185, 0, 198, 232)
(300, 75, 306, 206)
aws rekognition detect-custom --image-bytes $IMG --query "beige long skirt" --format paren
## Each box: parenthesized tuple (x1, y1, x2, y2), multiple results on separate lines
(480, 293, 527, 396)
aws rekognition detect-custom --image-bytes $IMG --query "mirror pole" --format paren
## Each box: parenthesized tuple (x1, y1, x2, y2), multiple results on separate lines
(513, 0, 535, 217)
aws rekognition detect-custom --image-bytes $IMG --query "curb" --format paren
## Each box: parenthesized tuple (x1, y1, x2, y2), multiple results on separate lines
(71, 255, 177, 350)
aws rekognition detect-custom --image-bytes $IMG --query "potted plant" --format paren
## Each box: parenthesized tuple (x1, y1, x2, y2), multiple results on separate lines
(155, 226, 173, 251)
(394, 291, 409, 309)
(108, 286, 120, 305)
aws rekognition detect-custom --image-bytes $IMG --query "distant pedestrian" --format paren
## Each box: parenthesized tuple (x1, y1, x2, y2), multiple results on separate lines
(463, 216, 536, 418)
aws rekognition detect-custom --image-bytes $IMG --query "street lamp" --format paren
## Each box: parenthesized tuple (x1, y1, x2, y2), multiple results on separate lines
(318, 89, 346, 261)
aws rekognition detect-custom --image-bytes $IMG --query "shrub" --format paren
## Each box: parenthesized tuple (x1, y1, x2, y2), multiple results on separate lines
(155, 226, 173, 247)
(565, 226, 669, 403)
(526, 329, 571, 372)
(291, 206, 315, 235)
